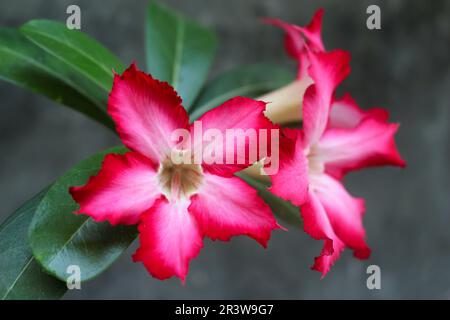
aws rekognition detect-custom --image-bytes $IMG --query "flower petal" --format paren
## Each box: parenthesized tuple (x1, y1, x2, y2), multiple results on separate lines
(301, 190, 345, 277)
(264, 18, 304, 60)
(301, 172, 371, 277)
(269, 128, 309, 206)
(310, 174, 371, 260)
(302, 50, 351, 146)
(189, 173, 280, 247)
(108, 63, 189, 164)
(329, 93, 389, 129)
(265, 9, 325, 78)
(133, 198, 203, 282)
(295, 8, 325, 52)
(264, 18, 307, 77)
(317, 118, 406, 179)
(192, 97, 278, 176)
(70, 152, 161, 225)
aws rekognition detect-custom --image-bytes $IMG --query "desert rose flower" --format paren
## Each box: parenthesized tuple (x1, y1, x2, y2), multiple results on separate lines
(70, 63, 282, 282)
(255, 9, 406, 276)
(270, 49, 406, 276)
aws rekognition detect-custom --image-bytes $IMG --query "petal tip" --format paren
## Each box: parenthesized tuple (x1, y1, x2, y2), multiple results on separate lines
(354, 247, 371, 260)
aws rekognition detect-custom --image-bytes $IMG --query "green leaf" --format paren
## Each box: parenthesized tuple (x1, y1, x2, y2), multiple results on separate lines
(146, 1, 217, 110)
(28, 146, 138, 282)
(189, 64, 294, 121)
(0, 28, 113, 128)
(21, 20, 124, 111)
(238, 173, 302, 228)
(0, 188, 67, 300)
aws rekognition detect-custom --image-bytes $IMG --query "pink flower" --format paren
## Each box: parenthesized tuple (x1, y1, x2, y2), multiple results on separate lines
(267, 12, 406, 276)
(70, 64, 281, 282)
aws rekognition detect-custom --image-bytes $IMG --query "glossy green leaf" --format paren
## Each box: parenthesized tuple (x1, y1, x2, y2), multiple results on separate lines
(21, 20, 124, 112)
(189, 64, 294, 120)
(146, 1, 217, 109)
(238, 173, 302, 228)
(0, 188, 67, 300)
(28, 146, 138, 282)
(0, 28, 113, 128)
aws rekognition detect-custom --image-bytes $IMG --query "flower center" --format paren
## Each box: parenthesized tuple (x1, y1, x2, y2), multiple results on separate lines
(157, 157, 203, 200)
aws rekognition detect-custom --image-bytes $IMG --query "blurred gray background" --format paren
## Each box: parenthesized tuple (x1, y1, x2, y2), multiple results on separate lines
(1, 0, 449, 299)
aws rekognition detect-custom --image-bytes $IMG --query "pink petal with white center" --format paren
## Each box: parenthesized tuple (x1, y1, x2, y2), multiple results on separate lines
(329, 93, 389, 129)
(192, 97, 278, 176)
(310, 174, 371, 260)
(269, 128, 309, 206)
(189, 173, 280, 247)
(317, 118, 406, 179)
(301, 190, 345, 277)
(70, 152, 161, 226)
(108, 63, 189, 164)
(133, 197, 203, 282)
(302, 50, 351, 146)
